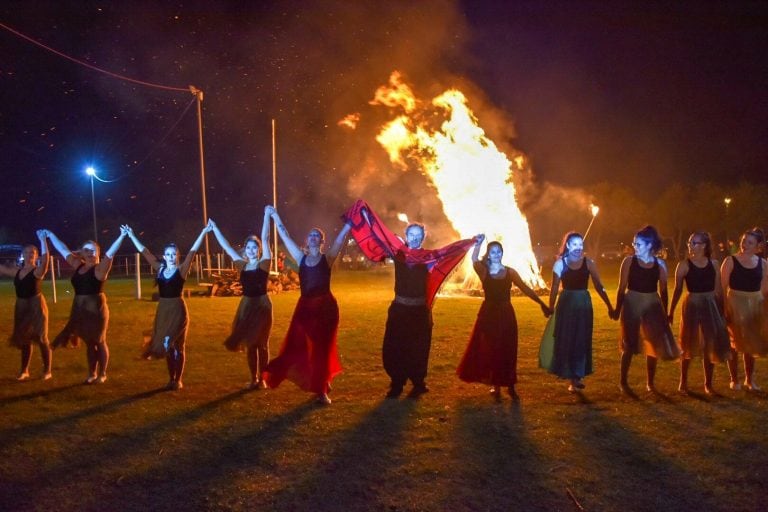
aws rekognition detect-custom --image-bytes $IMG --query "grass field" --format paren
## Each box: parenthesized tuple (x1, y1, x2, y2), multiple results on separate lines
(0, 268, 766, 511)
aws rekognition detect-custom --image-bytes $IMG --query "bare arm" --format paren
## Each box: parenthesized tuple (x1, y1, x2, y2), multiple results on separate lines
(260, 206, 273, 263)
(46, 230, 79, 268)
(470, 234, 485, 263)
(122, 225, 160, 270)
(180, 225, 211, 278)
(549, 259, 563, 310)
(0, 262, 17, 277)
(667, 259, 687, 323)
(208, 219, 244, 262)
(271, 210, 304, 264)
(587, 258, 613, 314)
(712, 258, 725, 313)
(509, 267, 551, 317)
(325, 222, 352, 266)
(657, 258, 670, 314)
(613, 256, 632, 320)
(33, 229, 50, 279)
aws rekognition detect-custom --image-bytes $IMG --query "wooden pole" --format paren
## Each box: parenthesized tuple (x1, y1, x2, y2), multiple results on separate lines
(271, 119, 278, 273)
(135, 252, 142, 299)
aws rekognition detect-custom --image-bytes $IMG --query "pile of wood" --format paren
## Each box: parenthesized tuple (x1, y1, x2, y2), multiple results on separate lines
(206, 269, 301, 297)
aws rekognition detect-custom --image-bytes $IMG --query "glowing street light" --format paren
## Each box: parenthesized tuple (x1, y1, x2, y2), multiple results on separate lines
(85, 166, 98, 243)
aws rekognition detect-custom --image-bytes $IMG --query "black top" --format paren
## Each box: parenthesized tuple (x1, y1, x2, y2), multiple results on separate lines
(71, 265, 104, 295)
(561, 258, 589, 290)
(628, 256, 659, 293)
(394, 255, 428, 298)
(299, 254, 331, 297)
(157, 268, 185, 298)
(729, 257, 762, 292)
(14, 269, 41, 298)
(241, 267, 268, 297)
(684, 258, 716, 293)
(480, 266, 512, 303)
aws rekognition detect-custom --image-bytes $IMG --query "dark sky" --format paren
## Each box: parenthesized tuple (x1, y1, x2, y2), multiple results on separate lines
(2, 0, 766, 248)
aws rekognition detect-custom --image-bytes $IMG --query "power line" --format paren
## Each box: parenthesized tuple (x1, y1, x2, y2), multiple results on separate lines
(0, 21, 189, 92)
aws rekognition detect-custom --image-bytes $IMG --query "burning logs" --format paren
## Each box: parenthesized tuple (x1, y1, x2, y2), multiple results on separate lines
(205, 269, 300, 297)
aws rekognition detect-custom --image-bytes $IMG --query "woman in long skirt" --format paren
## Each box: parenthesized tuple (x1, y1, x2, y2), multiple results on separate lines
(668, 231, 731, 394)
(542, 232, 613, 392)
(457, 236, 551, 400)
(0, 230, 52, 380)
(263, 207, 351, 405)
(208, 208, 273, 390)
(47, 229, 127, 383)
(123, 224, 210, 390)
(613, 225, 680, 393)
(720, 227, 768, 391)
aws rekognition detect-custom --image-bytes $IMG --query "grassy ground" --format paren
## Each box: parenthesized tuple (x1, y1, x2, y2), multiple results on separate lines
(0, 268, 766, 511)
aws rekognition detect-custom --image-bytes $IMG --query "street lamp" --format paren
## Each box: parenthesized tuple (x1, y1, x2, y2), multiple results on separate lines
(85, 166, 98, 243)
(724, 197, 732, 255)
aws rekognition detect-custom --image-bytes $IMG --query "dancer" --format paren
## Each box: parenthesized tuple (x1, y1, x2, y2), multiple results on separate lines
(0, 230, 52, 380)
(263, 208, 351, 404)
(612, 225, 680, 393)
(123, 224, 210, 390)
(668, 232, 731, 394)
(47, 229, 127, 383)
(458, 236, 550, 399)
(208, 208, 273, 390)
(720, 227, 768, 391)
(542, 232, 613, 392)
(343, 199, 479, 399)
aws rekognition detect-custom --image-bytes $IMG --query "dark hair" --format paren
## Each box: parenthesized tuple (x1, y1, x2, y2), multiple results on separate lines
(635, 225, 663, 253)
(689, 231, 712, 258)
(482, 241, 504, 267)
(743, 227, 765, 245)
(558, 232, 583, 258)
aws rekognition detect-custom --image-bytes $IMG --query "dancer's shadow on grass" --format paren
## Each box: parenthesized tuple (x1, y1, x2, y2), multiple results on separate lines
(0, 382, 83, 407)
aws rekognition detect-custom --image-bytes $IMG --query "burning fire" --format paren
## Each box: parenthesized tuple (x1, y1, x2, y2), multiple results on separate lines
(368, 71, 545, 289)
(397, 212, 410, 224)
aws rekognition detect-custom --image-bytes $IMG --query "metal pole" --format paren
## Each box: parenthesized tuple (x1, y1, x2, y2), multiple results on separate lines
(50, 256, 57, 304)
(190, 85, 211, 277)
(90, 175, 98, 243)
(271, 118, 278, 273)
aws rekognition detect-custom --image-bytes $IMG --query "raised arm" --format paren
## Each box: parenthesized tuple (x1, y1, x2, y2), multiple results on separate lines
(208, 219, 244, 262)
(95, 229, 128, 280)
(260, 206, 273, 264)
(33, 229, 50, 279)
(325, 221, 352, 266)
(46, 230, 79, 268)
(471, 234, 485, 263)
(180, 224, 211, 278)
(587, 258, 613, 315)
(612, 256, 632, 320)
(509, 267, 551, 317)
(271, 210, 304, 264)
(667, 259, 687, 323)
(122, 225, 160, 271)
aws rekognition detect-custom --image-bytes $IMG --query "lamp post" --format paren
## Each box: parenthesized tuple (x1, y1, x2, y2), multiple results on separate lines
(85, 166, 98, 243)
(189, 85, 211, 276)
(724, 197, 732, 255)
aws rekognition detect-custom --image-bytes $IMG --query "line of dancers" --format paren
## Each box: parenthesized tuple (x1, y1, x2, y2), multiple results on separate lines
(3, 201, 767, 403)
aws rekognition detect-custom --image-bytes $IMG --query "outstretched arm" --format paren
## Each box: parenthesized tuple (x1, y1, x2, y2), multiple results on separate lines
(95, 229, 128, 280)
(180, 224, 211, 278)
(271, 210, 304, 264)
(122, 225, 160, 271)
(33, 229, 50, 279)
(208, 219, 244, 262)
(46, 230, 79, 268)
(510, 268, 551, 317)
(325, 221, 352, 266)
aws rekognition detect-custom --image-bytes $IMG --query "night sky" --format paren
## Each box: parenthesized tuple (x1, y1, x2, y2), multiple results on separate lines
(2, 1, 766, 249)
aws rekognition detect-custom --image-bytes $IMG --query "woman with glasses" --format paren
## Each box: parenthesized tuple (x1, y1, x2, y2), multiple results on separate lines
(720, 227, 768, 391)
(47, 229, 128, 383)
(612, 225, 680, 393)
(668, 232, 730, 394)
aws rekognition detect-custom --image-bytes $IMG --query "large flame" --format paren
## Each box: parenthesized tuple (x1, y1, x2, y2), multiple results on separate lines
(370, 72, 545, 289)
